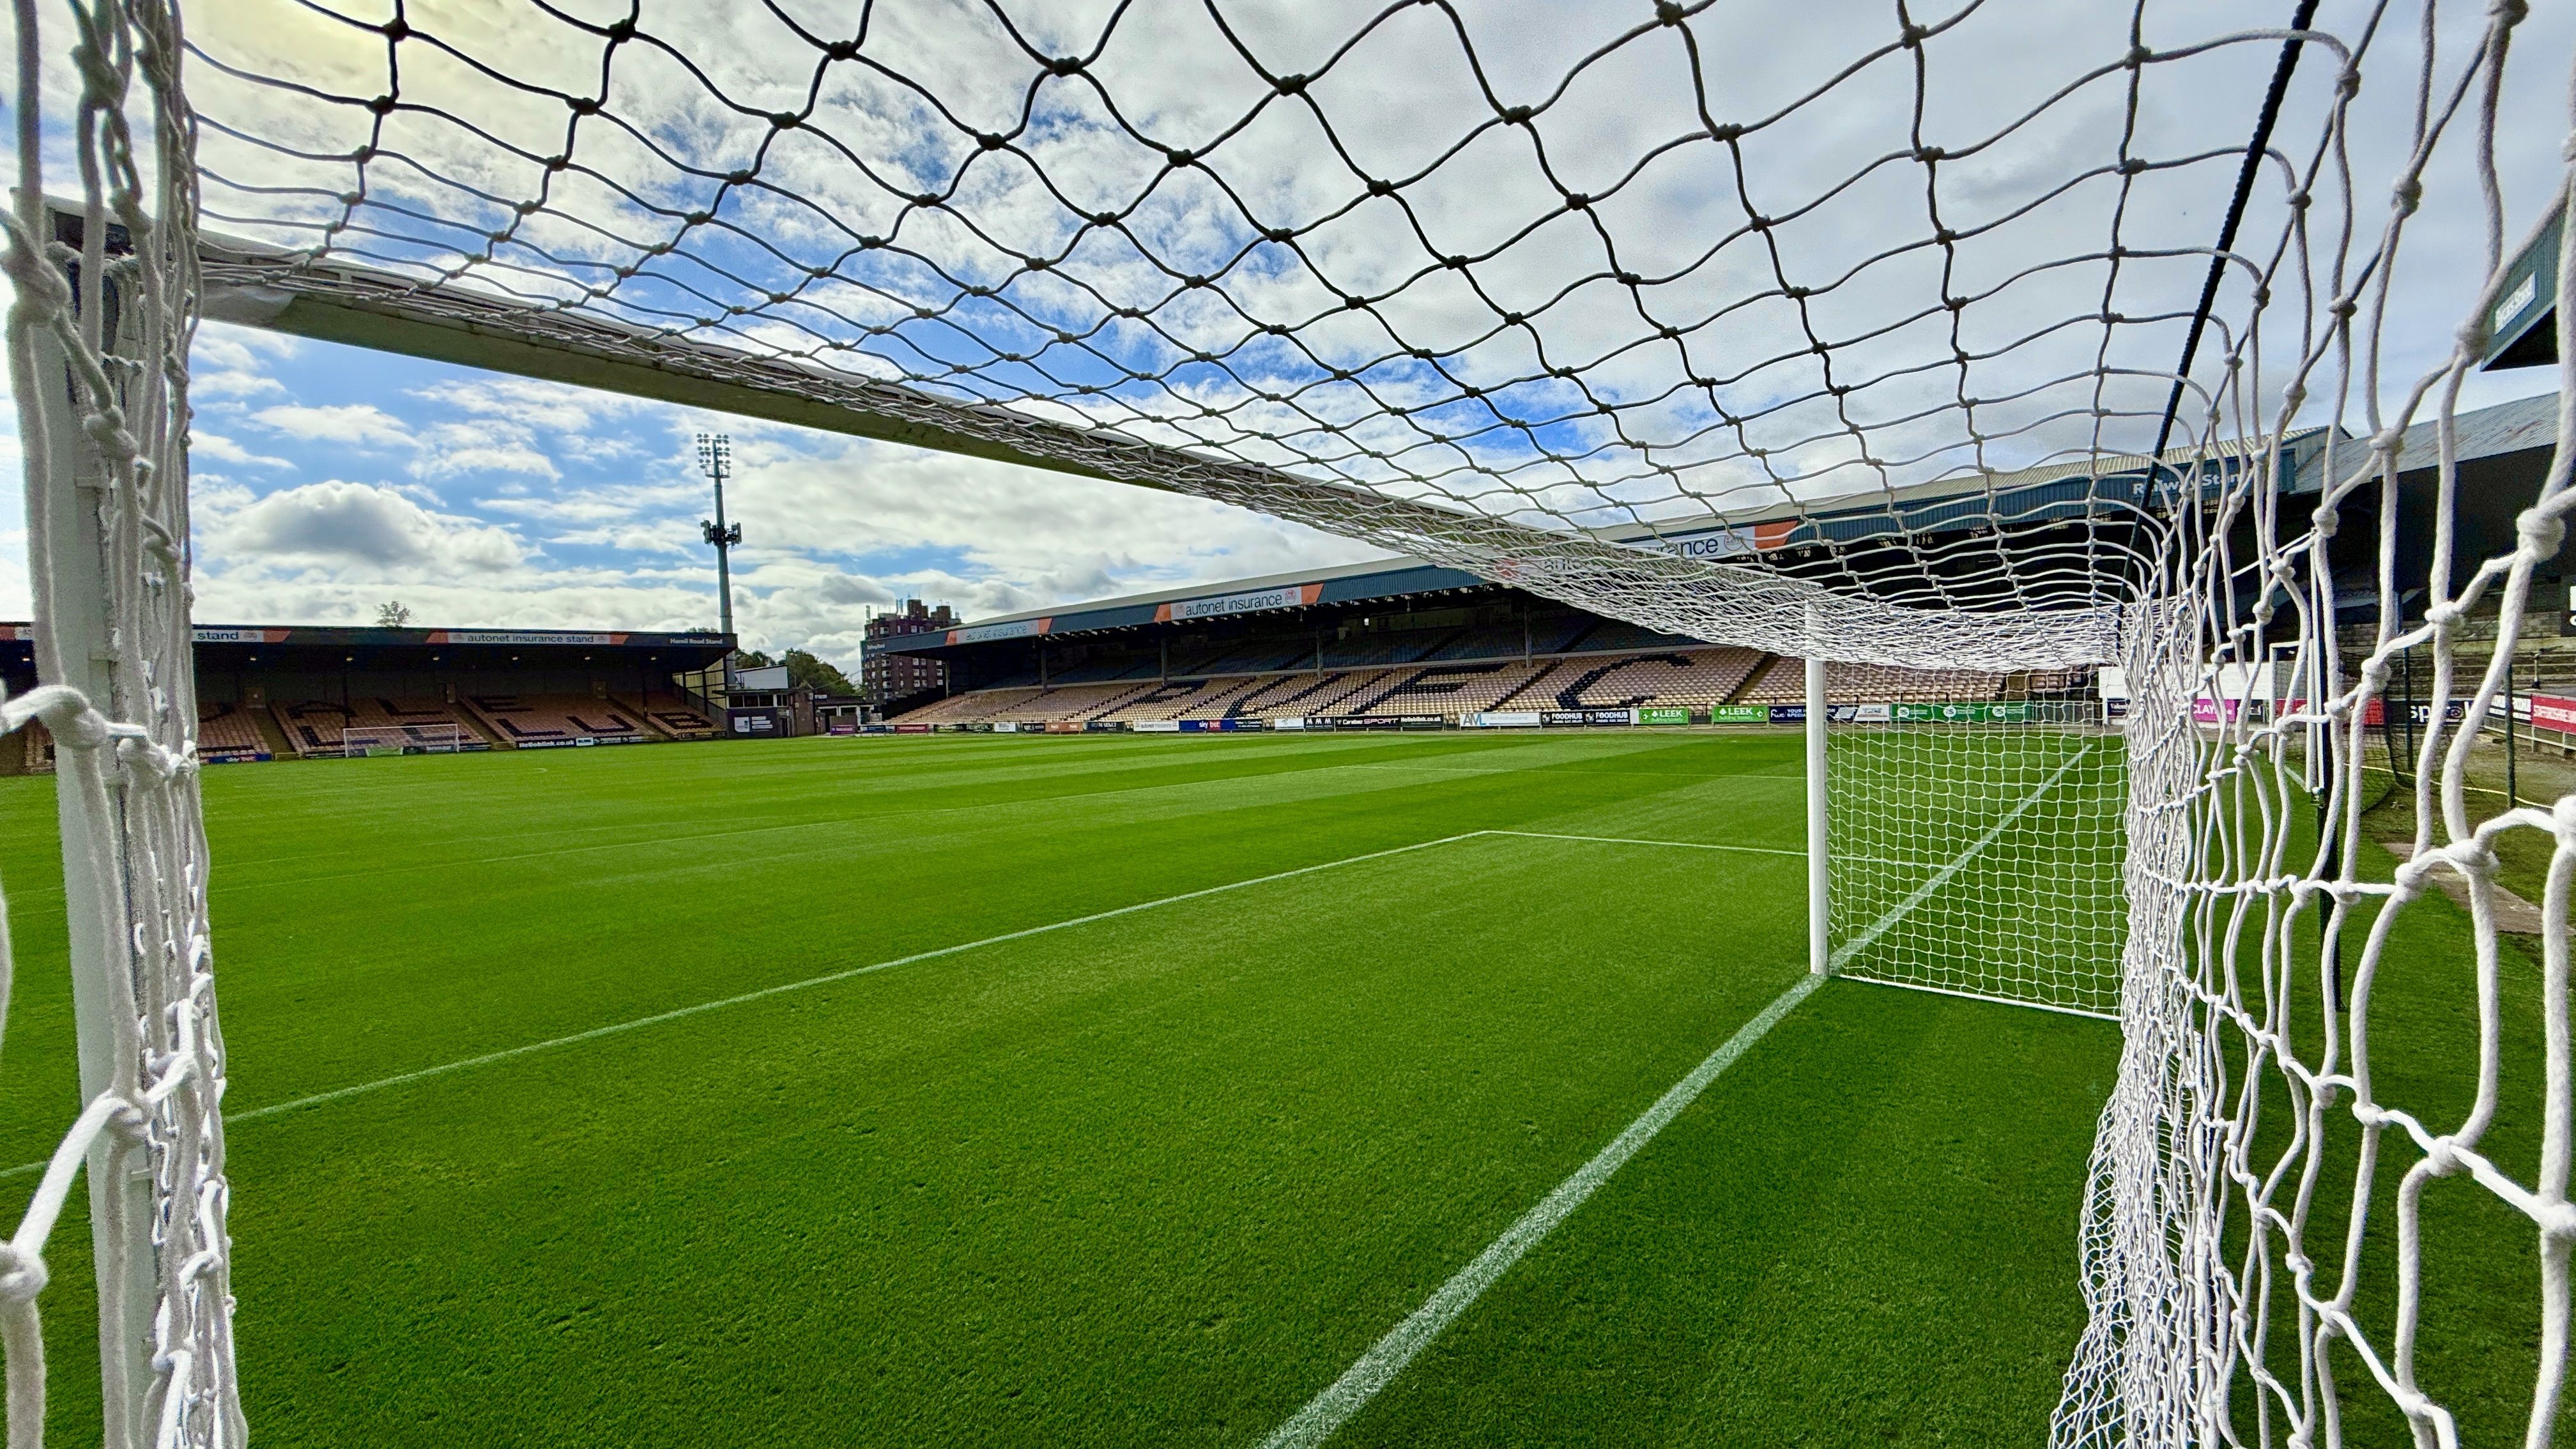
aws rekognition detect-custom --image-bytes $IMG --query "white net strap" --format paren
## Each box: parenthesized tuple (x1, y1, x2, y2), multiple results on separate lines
(0, 2, 241, 1446)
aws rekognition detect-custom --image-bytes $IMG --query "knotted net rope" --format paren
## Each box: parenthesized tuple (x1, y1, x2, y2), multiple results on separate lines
(1, 1, 241, 1446)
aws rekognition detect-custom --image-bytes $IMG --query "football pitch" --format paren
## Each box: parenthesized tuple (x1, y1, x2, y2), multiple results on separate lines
(0, 729, 2538, 1445)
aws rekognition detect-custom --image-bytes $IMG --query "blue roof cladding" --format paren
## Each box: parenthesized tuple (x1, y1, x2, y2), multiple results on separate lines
(874, 564, 1491, 652)
(1729, 438, 2312, 551)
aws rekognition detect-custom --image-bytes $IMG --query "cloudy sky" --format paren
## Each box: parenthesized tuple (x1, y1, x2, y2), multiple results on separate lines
(3, 0, 2568, 669)
(152, 321, 1384, 668)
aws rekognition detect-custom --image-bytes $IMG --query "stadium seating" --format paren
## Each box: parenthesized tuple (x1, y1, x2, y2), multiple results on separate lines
(1548, 649, 1764, 709)
(1213, 671, 1384, 719)
(270, 699, 354, 756)
(196, 702, 271, 762)
(463, 694, 650, 746)
(1100, 677, 1272, 722)
(896, 681, 1172, 724)
(1425, 624, 1529, 661)
(1574, 620, 1705, 654)
(1529, 615, 1599, 654)
(893, 640, 2024, 728)
(1338, 661, 1552, 716)
(620, 691, 721, 740)
(1738, 656, 2008, 703)
(274, 696, 480, 756)
(1189, 639, 1319, 675)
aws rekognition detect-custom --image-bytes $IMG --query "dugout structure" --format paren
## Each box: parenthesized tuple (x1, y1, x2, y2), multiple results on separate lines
(5, 4, 2575, 1448)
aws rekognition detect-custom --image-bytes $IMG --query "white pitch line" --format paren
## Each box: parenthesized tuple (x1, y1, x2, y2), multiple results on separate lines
(1486, 831, 1917, 870)
(1485, 830, 1805, 858)
(0, 831, 1495, 1181)
(1829, 742, 2097, 972)
(1255, 972, 1823, 1449)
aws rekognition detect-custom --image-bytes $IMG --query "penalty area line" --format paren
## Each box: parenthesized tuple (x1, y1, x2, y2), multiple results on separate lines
(1486, 829, 1804, 857)
(1256, 971, 1823, 1449)
(0, 831, 1493, 1183)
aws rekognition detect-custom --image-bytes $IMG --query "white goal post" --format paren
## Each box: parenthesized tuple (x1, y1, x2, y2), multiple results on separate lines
(4, 2, 2570, 1447)
(339, 724, 464, 757)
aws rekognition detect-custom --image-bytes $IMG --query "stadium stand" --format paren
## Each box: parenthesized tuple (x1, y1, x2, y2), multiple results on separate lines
(197, 703, 271, 763)
(618, 691, 722, 740)
(1738, 656, 2009, 704)
(1334, 662, 1533, 716)
(1101, 677, 1269, 722)
(1212, 671, 1384, 719)
(889, 643, 2033, 728)
(462, 694, 652, 747)
(272, 696, 480, 756)
(1549, 649, 1766, 709)
(1425, 624, 1531, 661)
(1575, 620, 1707, 654)
(270, 699, 353, 756)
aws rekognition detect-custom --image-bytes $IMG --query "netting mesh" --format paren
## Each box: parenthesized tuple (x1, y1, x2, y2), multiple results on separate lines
(1829, 703, 2127, 1016)
(6, 0, 2574, 1444)
(170, 0, 2376, 671)
(2, 1, 242, 1446)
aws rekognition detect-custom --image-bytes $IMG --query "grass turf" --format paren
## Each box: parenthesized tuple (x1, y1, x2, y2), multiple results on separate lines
(0, 728, 2154, 1443)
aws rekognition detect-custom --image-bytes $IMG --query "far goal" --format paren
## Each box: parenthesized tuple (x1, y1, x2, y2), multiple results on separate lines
(341, 724, 464, 758)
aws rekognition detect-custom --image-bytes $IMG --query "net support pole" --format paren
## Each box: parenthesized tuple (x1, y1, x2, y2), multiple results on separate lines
(1806, 656, 1829, 976)
(29, 277, 156, 1449)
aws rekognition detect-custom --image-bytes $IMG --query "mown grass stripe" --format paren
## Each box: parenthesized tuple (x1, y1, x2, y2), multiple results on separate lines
(1256, 972, 1823, 1449)
(0, 831, 1494, 1181)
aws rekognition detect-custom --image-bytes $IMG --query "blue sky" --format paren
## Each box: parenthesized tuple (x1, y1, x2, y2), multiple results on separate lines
(116, 321, 1386, 670)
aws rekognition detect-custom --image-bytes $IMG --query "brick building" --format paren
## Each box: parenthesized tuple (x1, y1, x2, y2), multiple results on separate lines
(861, 599, 956, 703)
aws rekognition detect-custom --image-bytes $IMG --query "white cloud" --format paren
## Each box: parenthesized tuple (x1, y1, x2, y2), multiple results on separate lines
(194, 370, 287, 402)
(192, 431, 294, 470)
(478, 493, 636, 523)
(409, 420, 560, 480)
(206, 480, 525, 574)
(249, 403, 417, 448)
(407, 376, 647, 433)
(190, 325, 298, 404)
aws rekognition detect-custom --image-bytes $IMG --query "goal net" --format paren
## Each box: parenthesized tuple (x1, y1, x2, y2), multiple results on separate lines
(1828, 700, 2127, 1018)
(6, 0, 2570, 1445)
(339, 723, 463, 757)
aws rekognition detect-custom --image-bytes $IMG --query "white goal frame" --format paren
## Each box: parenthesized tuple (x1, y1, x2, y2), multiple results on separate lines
(339, 724, 463, 758)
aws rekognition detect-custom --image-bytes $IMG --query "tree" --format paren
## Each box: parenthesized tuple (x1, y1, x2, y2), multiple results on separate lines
(732, 648, 775, 669)
(375, 600, 411, 627)
(781, 648, 858, 696)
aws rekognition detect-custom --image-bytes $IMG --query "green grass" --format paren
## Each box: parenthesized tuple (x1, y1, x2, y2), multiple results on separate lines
(0, 726, 2512, 1445)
